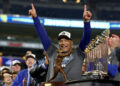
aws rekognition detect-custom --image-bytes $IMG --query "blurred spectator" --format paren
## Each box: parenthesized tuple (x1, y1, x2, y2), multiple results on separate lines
(30, 50, 49, 85)
(0, 66, 11, 86)
(0, 66, 11, 73)
(22, 51, 32, 60)
(107, 34, 120, 65)
(2, 71, 13, 86)
(11, 66, 16, 73)
(108, 34, 120, 50)
(21, 51, 33, 69)
(107, 34, 120, 80)
(11, 60, 21, 73)
(0, 52, 3, 67)
(12, 72, 18, 80)
(12, 54, 36, 86)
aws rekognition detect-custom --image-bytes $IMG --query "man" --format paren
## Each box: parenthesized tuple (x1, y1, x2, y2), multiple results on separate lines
(12, 60, 21, 73)
(30, 50, 49, 85)
(107, 34, 120, 80)
(12, 54, 36, 86)
(29, 4, 92, 82)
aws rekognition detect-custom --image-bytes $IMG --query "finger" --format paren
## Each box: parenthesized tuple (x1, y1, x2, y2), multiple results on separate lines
(87, 11, 92, 17)
(84, 4, 87, 12)
(31, 3, 35, 10)
(112, 34, 119, 38)
(28, 10, 32, 15)
(85, 16, 90, 20)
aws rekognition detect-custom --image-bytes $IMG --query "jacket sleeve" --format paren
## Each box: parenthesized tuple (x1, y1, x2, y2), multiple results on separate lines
(30, 60, 48, 82)
(12, 71, 25, 86)
(33, 17, 51, 51)
(108, 64, 118, 77)
(79, 22, 91, 51)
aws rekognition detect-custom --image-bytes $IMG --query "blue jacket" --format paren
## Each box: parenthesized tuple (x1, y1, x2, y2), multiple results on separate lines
(12, 69, 28, 86)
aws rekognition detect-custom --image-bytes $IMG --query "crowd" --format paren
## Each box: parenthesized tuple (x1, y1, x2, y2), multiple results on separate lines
(0, 50, 48, 86)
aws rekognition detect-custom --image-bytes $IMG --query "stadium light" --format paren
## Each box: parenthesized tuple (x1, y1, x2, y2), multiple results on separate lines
(76, 0, 81, 3)
(62, 0, 67, 3)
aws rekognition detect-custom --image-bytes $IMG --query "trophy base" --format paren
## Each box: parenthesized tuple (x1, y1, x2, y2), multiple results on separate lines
(82, 70, 107, 79)
(41, 82, 67, 86)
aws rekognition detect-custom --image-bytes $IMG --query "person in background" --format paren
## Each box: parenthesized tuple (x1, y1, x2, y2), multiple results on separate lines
(12, 60, 22, 73)
(2, 71, 13, 86)
(107, 34, 120, 80)
(0, 66, 11, 86)
(12, 54, 36, 86)
(22, 51, 32, 60)
(30, 50, 49, 85)
(12, 72, 18, 80)
(21, 51, 33, 69)
(0, 66, 10, 74)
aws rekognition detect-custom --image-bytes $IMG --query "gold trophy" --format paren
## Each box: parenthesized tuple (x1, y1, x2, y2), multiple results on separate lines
(83, 29, 110, 79)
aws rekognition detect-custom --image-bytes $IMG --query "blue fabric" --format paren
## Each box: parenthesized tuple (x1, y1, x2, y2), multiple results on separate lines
(33, 17, 91, 51)
(33, 59, 47, 69)
(99, 57, 105, 65)
(88, 62, 94, 71)
(12, 69, 28, 86)
(33, 17, 51, 51)
(108, 64, 118, 77)
(100, 57, 119, 77)
(79, 22, 91, 51)
(2, 84, 5, 86)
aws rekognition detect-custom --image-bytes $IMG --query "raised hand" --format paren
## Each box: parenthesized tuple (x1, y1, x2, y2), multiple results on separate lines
(83, 4, 92, 22)
(108, 34, 120, 49)
(29, 3, 37, 18)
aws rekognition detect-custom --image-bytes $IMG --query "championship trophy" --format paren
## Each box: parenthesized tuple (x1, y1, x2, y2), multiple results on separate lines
(83, 29, 110, 79)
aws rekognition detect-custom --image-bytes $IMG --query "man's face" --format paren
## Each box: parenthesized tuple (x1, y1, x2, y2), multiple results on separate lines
(3, 73, 12, 84)
(26, 57, 35, 68)
(59, 38, 73, 52)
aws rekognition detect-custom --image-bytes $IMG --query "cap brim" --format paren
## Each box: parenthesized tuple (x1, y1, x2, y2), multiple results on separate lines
(58, 35, 71, 40)
(13, 63, 21, 66)
(26, 56, 35, 60)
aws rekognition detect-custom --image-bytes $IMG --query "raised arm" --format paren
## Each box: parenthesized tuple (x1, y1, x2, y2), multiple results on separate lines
(29, 4, 51, 51)
(79, 4, 92, 51)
